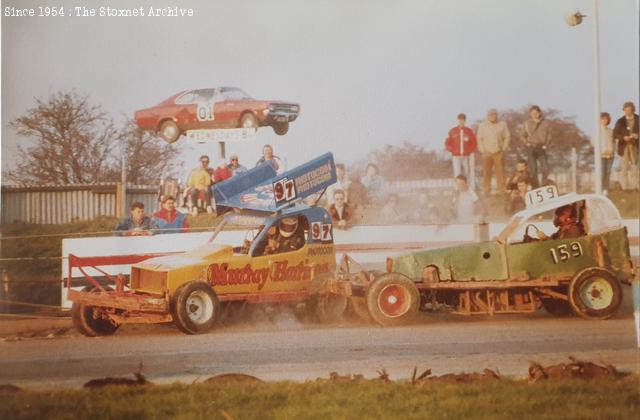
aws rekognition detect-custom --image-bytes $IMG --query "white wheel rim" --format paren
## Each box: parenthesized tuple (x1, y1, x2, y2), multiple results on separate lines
(163, 125, 177, 138)
(242, 117, 256, 128)
(580, 277, 614, 310)
(186, 290, 214, 324)
(377, 284, 411, 318)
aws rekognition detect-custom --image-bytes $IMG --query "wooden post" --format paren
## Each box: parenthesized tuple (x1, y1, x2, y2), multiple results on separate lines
(571, 147, 578, 192)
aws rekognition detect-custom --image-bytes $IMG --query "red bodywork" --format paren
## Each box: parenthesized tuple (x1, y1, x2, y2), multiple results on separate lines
(134, 87, 299, 134)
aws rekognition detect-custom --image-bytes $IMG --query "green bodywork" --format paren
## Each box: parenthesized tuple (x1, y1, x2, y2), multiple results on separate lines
(392, 227, 633, 283)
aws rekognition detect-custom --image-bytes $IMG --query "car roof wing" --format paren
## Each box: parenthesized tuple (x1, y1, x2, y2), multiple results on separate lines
(214, 152, 336, 213)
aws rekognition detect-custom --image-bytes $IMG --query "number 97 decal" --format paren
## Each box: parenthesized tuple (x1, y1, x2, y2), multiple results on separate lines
(273, 178, 297, 203)
(311, 222, 332, 241)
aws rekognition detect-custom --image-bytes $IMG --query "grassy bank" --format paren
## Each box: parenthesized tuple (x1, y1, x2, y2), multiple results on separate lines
(1, 377, 638, 420)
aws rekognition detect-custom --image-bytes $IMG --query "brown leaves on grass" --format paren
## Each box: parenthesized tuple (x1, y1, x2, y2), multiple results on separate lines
(529, 356, 618, 383)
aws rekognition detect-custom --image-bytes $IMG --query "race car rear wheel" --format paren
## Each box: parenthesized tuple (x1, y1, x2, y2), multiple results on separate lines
(239, 112, 258, 129)
(568, 268, 622, 320)
(172, 281, 220, 334)
(366, 273, 419, 326)
(71, 286, 120, 337)
(158, 120, 180, 143)
(273, 121, 289, 136)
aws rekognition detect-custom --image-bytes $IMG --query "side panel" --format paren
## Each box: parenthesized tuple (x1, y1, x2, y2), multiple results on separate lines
(507, 236, 596, 280)
(394, 242, 508, 281)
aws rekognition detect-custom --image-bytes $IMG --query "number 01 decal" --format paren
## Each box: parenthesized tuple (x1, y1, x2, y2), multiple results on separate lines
(196, 102, 215, 121)
(311, 222, 333, 241)
(273, 178, 297, 203)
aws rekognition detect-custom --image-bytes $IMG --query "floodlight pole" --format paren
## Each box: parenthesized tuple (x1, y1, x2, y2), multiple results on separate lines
(591, 0, 603, 195)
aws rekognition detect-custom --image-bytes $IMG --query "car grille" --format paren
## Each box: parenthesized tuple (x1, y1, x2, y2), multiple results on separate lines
(271, 103, 298, 114)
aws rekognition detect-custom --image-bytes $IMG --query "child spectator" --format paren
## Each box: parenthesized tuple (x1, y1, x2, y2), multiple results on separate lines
(445, 113, 477, 184)
(228, 154, 247, 177)
(153, 196, 189, 234)
(326, 163, 351, 205)
(362, 163, 385, 204)
(453, 175, 481, 223)
(115, 202, 156, 236)
(328, 189, 352, 229)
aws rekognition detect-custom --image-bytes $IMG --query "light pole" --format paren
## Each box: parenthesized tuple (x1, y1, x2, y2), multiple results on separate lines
(566, 1, 603, 195)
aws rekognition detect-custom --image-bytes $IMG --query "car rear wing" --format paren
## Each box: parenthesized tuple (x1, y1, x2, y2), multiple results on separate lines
(214, 152, 336, 213)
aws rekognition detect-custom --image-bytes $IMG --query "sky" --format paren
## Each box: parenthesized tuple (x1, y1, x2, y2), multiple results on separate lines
(1, 0, 639, 180)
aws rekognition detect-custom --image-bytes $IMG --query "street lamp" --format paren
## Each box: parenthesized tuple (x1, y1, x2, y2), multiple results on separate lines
(566, 1, 603, 195)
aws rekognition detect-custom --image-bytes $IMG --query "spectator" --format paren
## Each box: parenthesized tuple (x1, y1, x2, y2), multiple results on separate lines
(326, 164, 351, 205)
(379, 193, 404, 223)
(214, 159, 233, 183)
(115, 202, 156, 236)
(594, 112, 615, 194)
(347, 174, 368, 210)
(453, 175, 481, 223)
(362, 163, 385, 204)
(506, 159, 532, 194)
(521, 105, 552, 188)
(477, 108, 511, 196)
(613, 101, 639, 190)
(328, 189, 352, 229)
(255, 144, 285, 174)
(445, 113, 477, 185)
(187, 155, 213, 215)
(228, 154, 247, 177)
(153, 196, 189, 234)
(407, 191, 440, 224)
(507, 178, 531, 214)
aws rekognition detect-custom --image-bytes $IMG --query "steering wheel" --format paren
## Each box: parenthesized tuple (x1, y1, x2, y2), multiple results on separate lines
(523, 224, 543, 243)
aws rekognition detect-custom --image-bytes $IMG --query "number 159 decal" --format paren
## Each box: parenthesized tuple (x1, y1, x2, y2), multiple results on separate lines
(549, 241, 583, 264)
(311, 222, 332, 241)
(273, 178, 297, 203)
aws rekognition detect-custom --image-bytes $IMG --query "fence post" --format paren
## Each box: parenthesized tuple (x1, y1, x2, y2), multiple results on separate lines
(571, 147, 578, 192)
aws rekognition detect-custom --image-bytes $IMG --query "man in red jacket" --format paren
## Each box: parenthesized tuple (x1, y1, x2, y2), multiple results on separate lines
(445, 113, 477, 188)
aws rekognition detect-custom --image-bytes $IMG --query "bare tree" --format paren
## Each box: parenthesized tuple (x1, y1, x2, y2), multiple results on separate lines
(7, 91, 117, 184)
(117, 119, 182, 185)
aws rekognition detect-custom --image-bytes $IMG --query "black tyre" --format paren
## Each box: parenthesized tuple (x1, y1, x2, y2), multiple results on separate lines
(158, 120, 180, 143)
(366, 273, 420, 326)
(172, 282, 220, 334)
(348, 297, 372, 322)
(71, 286, 119, 337)
(541, 298, 573, 317)
(273, 121, 289, 135)
(568, 268, 622, 320)
(239, 112, 258, 129)
(307, 273, 347, 323)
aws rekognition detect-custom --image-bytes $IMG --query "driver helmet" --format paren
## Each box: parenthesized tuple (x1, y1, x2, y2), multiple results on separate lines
(279, 217, 298, 238)
(553, 205, 577, 227)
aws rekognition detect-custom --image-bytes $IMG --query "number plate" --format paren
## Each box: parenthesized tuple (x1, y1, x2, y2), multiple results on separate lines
(525, 185, 559, 208)
(273, 177, 297, 203)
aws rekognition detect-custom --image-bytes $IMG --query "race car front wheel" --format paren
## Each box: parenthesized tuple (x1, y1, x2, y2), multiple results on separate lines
(71, 286, 120, 337)
(239, 112, 258, 129)
(366, 273, 420, 326)
(158, 120, 180, 143)
(568, 268, 622, 320)
(172, 281, 220, 334)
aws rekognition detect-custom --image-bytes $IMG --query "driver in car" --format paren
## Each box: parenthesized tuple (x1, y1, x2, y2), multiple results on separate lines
(538, 205, 585, 240)
(264, 217, 304, 255)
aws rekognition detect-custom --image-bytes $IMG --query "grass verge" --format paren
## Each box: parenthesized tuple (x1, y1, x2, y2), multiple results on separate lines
(1, 377, 638, 420)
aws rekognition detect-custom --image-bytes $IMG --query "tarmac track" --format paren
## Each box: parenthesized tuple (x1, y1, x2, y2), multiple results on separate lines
(0, 295, 637, 388)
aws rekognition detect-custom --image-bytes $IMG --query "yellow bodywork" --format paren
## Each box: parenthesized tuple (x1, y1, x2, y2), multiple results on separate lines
(130, 241, 336, 298)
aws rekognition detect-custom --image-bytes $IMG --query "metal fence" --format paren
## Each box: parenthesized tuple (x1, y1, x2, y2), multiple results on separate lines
(1, 183, 158, 225)
(0, 171, 607, 225)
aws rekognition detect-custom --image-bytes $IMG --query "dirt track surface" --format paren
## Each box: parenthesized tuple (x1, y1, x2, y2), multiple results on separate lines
(1, 299, 638, 389)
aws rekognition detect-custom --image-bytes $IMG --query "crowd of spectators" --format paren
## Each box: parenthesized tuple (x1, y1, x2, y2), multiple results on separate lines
(115, 101, 637, 235)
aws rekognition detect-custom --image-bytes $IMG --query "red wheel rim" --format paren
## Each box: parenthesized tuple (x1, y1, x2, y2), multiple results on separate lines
(377, 284, 410, 318)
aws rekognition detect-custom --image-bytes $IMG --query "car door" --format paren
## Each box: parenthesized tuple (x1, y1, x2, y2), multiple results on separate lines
(173, 91, 199, 130)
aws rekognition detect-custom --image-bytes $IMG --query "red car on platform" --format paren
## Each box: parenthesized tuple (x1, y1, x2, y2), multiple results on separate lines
(134, 87, 300, 143)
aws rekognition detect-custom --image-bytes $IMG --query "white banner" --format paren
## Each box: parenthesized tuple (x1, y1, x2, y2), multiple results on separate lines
(185, 128, 256, 143)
